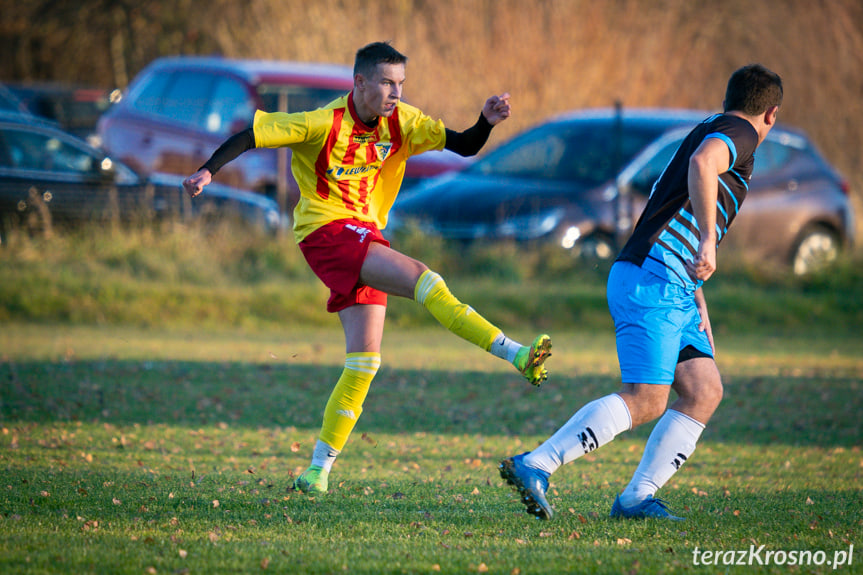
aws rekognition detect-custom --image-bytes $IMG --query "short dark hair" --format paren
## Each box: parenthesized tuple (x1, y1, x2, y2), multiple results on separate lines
(724, 64, 783, 115)
(354, 42, 408, 78)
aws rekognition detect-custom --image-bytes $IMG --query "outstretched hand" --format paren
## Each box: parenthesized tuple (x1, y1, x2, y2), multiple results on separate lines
(182, 169, 212, 198)
(481, 93, 512, 126)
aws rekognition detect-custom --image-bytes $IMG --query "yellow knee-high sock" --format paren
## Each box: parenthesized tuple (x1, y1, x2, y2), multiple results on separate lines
(414, 270, 501, 351)
(319, 352, 381, 451)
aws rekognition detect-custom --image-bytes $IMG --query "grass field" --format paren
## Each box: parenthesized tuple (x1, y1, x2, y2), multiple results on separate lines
(1, 323, 860, 575)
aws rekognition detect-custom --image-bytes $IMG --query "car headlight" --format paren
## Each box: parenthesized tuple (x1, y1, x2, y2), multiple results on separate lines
(495, 208, 563, 240)
(265, 209, 280, 230)
(560, 226, 582, 249)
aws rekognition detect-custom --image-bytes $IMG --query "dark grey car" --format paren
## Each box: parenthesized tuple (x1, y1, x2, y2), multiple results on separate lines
(0, 115, 282, 243)
(391, 108, 855, 275)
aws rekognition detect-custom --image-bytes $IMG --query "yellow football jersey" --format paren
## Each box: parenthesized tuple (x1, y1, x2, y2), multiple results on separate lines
(253, 93, 447, 243)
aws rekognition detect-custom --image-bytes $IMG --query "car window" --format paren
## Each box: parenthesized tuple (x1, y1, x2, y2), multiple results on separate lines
(158, 71, 216, 126)
(753, 139, 792, 174)
(0, 84, 25, 113)
(471, 122, 662, 186)
(474, 128, 566, 180)
(0, 127, 94, 173)
(257, 85, 347, 113)
(205, 77, 254, 134)
(629, 138, 683, 194)
(132, 71, 172, 115)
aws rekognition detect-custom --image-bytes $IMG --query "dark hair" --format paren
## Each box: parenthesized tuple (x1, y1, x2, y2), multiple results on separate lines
(354, 41, 408, 77)
(724, 64, 783, 115)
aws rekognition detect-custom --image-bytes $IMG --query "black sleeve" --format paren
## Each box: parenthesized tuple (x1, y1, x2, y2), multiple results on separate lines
(199, 128, 255, 174)
(444, 113, 493, 157)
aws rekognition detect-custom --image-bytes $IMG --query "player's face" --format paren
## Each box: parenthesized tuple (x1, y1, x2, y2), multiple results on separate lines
(354, 62, 405, 123)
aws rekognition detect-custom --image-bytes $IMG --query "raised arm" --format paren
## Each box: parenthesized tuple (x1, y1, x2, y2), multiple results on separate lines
(444, 93, 511, 157)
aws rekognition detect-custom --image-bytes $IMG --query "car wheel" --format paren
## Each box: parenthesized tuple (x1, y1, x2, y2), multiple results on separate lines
(791, 224, 840, 276)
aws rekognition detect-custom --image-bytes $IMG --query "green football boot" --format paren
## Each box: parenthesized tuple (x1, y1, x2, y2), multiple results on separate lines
(293, 465, 329, 495)
(513, 334, 552, 386)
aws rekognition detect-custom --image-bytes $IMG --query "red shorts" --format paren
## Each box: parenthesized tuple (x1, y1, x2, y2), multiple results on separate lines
(298, 219, 390, 313)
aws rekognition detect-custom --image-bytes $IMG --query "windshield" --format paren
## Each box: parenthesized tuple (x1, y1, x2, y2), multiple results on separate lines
(257, 85, 347, 113)
(469, 121, 666, 187)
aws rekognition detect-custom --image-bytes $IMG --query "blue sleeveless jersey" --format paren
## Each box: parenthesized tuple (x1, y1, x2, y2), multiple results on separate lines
(616, 114, 758, 290)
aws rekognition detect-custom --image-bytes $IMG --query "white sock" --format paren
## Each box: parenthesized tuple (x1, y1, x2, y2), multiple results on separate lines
(524, 393, 632, 475)
(489, 333, 522, 363)
(618, 409, 704, 508)
(311, 439, 340, 472)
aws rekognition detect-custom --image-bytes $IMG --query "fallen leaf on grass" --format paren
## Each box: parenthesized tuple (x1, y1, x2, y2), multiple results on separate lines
(361, 433, 377, 446)
(290, 442, 300, 453)
(178, 549, 188, 559)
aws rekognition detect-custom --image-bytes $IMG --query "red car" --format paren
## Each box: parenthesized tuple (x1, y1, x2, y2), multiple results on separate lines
(97, 56, 469, 214)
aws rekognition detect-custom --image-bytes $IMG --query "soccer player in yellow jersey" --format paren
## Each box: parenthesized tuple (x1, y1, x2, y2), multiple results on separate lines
(183, 42, 552, 495)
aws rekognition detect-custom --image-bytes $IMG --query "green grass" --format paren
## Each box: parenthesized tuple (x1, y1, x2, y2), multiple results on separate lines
(2, 224, 862, 338)
(1, 325, 860, 575)
(1, 227, 861, 573)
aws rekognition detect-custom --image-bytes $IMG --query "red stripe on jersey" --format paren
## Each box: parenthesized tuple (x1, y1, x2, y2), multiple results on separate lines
(315, 108, 345, 199)
(356, 177, 370, 215)
(387, 113, 403, 157)
(343, 125, 363, 164)
(339, 179, 355, 211)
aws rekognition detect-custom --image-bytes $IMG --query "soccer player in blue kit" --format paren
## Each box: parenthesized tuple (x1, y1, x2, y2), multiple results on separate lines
(500, 64, 783, 520)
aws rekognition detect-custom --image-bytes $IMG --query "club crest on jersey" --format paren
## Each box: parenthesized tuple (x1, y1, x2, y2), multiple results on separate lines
(375, 142, 393, 162)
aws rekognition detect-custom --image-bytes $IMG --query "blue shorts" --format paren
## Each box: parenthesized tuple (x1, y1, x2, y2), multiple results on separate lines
(607, 261, 713, 385)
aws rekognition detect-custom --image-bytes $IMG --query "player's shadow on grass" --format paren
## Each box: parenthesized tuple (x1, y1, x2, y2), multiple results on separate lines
(1, 359, 859, 447)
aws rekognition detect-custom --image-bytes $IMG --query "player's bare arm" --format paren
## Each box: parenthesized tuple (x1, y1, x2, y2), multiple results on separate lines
(686, 138, 729, 282)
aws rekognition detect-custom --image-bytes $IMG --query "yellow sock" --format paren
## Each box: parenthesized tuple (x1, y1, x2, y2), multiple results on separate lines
(414, 270, 500, 351)
(319, 352, 381, 451)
